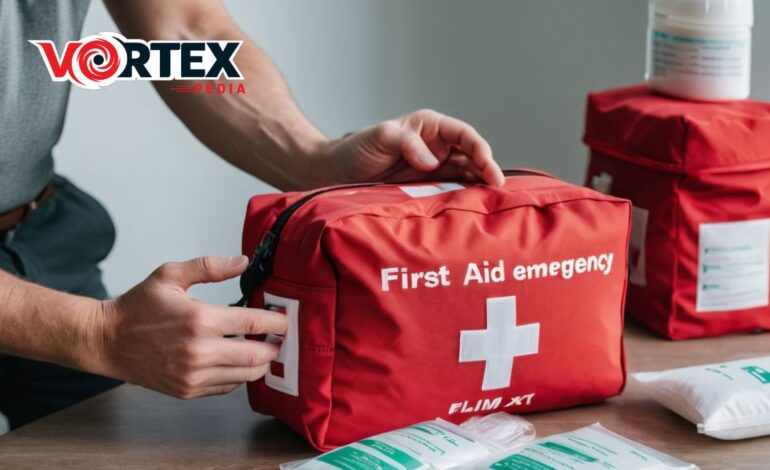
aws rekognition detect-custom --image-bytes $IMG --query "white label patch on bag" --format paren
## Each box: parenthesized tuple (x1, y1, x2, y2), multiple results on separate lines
(264, 293, 300, 396)
(590, 171, 613, 195)
(697, 219, 770, 312)
(459, 296, 540, 391)
(399, 183, 464, 198)
(629, 206, 649, 286)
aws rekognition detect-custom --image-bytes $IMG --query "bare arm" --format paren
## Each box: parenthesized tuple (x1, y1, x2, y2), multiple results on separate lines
(105, 0, 325, 190)
(105, 0, 504, 190)
(0, 270, 104, 373)
(0, 256, 288, 399)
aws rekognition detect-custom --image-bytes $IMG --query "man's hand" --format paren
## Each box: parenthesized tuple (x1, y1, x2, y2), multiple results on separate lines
(317, 109, 505, 187)
(95, 255, 286, 399)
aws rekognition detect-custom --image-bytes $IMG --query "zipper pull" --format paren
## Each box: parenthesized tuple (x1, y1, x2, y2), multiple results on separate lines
(239, 231, 279, 305)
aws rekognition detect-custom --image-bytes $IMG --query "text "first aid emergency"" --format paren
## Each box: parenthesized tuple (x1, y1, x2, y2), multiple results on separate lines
(380, 252, 615, 292)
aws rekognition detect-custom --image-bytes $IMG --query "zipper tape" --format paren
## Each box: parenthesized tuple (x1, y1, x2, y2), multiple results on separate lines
(233, 170, 552, 307)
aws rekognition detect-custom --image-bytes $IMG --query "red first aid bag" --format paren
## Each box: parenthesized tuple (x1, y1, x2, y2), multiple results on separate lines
(239, 170, 630, 450)
(584, 85, 770, 340)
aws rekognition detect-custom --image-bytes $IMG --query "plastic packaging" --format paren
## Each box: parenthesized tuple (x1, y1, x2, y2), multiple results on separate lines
(646, 0, 754, 101)
(633, 356, 770, 440)
(280, 413, 535, 470)
(473, 423, 698, 470)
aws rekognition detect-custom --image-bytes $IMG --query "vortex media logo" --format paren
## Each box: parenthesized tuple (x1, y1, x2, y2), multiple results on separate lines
(31, 33, 127, 89)
(30, 32, 243, 91)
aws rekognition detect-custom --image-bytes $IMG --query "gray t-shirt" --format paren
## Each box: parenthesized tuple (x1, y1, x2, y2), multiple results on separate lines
(0, 0, 90, 213)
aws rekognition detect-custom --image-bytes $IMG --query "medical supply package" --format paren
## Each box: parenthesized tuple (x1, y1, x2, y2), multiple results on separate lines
(239, 169, 631, 450)
(633, 356, 770, 440)
(584, 84, 770, 340)
(280, 412, 535, 470)
(472, 423, 698, 469)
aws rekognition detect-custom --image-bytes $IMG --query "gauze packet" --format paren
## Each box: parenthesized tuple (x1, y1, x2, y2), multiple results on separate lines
(473, 423, 698, 470)
(280, 412, 535, 470)
(633, 356, 770, 440)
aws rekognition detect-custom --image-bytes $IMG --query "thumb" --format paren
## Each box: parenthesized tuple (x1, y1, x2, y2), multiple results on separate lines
(398, 129, 441, 172)
(368, 122, 440, 173)
(155, 255, 248, 289)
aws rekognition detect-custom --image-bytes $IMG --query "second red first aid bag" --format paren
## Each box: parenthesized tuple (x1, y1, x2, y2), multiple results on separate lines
(584, 85, 770, 340)
(238, 170, 630, 450)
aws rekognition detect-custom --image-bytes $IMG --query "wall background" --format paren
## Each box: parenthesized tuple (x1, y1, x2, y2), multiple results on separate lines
(55, 0, 770, 303)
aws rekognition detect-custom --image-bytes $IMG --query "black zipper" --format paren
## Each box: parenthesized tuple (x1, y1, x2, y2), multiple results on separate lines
(234, 170, 552, 306)
(235, 183, 378, 306)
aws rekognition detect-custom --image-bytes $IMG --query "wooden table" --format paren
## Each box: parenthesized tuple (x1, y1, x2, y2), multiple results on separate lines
(1, 321, 768, 469)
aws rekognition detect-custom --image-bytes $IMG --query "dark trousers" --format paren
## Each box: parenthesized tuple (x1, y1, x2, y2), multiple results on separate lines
(0, 175, 122, 430)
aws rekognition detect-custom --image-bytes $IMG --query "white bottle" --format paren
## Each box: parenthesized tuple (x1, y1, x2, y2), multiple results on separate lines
(646, 0, 753, 101)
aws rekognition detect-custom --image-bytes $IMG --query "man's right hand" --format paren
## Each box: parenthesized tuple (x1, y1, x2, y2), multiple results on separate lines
(94, 255, 286, 399)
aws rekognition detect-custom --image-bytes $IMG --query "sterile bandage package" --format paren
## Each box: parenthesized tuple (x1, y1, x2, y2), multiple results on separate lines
(281, 412, 535, 470)
(584, 84, 770, 339)
(238, 169, 631, 449)
(634, 356, 770, 440)
(472, 423, 698, 470)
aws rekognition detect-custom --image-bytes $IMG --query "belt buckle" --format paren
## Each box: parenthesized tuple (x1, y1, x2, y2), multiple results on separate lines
(2, 200, 37, 245)
(0, 186, 48, 244)
(3, 227, 16, 245)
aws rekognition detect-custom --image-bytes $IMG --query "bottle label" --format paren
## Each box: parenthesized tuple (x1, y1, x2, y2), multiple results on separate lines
(651, 30, 749, 80)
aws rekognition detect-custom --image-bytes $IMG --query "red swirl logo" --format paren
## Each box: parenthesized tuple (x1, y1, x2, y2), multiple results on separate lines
(71, 33, 126, 89)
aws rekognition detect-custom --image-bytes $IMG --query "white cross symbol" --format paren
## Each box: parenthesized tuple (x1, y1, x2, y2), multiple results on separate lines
(459, 296, 540, 391)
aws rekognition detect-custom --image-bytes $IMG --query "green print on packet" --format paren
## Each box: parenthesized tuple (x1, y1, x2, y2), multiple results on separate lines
(317, 445, 400, 470)
(742, 366, 770, 385)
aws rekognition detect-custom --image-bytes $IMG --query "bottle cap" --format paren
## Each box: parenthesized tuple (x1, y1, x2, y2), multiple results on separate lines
(651, 0, 753, 27)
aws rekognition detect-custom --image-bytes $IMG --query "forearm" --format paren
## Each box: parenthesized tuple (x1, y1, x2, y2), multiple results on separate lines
(155, 38, 328, 191)
(0, 255, 288, 400)
(104, 0, 504, 192)
(0, 270, 104, 373)
(106, 0, 329, 191)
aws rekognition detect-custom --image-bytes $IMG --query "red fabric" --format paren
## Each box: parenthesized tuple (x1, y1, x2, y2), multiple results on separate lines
(242, 173, 630, 450)
(584, 85, 770, 340)
(584, 84, 770, 173)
